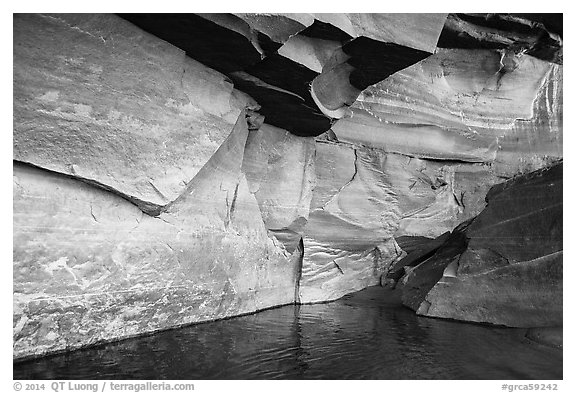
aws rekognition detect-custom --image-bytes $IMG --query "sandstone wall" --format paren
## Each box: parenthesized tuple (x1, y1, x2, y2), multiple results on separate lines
(14, 13, 563, 359)
(13, 14, 296, 361)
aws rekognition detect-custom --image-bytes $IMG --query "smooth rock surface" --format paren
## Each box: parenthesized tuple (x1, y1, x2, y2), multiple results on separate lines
(495, 64, 563, 177)
(423, 251, 562, 327)
(379, 154, 488, 237)
(13, 115, 297, 361)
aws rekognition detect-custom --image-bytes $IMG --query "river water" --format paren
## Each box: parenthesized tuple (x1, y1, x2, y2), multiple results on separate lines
(13, 286, 562, 380)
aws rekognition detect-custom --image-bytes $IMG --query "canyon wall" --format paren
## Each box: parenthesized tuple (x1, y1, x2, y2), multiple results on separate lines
(14, 13, 562, 359)
(13, 14, 298, 360)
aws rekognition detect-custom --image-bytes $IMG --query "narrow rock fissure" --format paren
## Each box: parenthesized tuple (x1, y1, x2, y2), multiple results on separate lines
(89, 204, 99, 223)
(321, 147, 359, 210)
(230, 183, 239, 221)
(294, 238, 304, 304)
(333, 260, 345, 275)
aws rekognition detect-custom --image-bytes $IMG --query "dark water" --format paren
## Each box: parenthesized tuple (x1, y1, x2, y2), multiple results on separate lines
(14, 287, 562, 380)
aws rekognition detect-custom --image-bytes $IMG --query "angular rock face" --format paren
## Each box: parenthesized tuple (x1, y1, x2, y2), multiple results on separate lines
(299, 141, 404, 303)
(397, 163, 562, 328)
(241, 124, 316, 252)
(387, 232, 451, 283)
(13, 14, 256, 215)
(335, 48, 554, 157)
(13, 13, 563, 360)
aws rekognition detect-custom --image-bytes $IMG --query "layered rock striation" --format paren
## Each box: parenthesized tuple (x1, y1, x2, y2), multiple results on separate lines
(13, 13, 562, 359)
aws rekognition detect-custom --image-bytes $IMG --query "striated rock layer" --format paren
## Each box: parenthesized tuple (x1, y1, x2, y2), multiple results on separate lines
(332, 48, 562, 237)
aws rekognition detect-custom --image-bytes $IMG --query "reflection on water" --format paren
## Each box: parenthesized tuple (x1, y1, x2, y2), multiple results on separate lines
(13, 287, 562, 380)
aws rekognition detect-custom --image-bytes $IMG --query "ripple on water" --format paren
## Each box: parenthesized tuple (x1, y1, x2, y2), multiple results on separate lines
(13, 287, 562, 380)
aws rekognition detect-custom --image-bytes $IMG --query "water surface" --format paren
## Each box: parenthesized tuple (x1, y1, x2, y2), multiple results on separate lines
(14, 287, 562, 379)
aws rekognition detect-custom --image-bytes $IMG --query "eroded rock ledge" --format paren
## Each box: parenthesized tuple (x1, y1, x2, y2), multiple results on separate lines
(13, 13, 562, 360)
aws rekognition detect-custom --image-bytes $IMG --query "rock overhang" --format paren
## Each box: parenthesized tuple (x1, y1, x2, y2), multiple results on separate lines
(119, 13, 447, 137)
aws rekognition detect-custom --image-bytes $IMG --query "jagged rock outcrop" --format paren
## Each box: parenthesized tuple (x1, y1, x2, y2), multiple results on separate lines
(396, 163, 562, 328)
(386, 233, 451, 283)
(121, 13, 447, 136)
(13, 13, 563, 360)
(310, 25, 440, 118)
